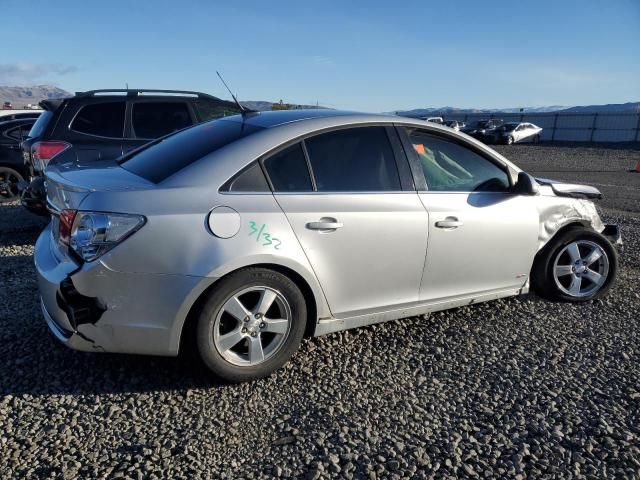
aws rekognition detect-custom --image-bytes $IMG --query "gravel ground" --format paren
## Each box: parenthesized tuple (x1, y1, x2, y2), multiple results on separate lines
(1, 143, 639, 479)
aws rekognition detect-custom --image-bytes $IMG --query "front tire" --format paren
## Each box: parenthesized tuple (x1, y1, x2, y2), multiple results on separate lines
(506, 136, 514, 145)
(196, 268, 307, 382)
(531, 227, 617, 302)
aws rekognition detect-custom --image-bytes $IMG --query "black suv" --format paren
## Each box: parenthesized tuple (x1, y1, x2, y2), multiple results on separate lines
(0, 117, 37, 202)
(21, 89, 239, 213)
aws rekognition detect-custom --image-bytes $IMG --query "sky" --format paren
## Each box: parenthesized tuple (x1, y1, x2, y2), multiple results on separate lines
(1, 0, 639, 112)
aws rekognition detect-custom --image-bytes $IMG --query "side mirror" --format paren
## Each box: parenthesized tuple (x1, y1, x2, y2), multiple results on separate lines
(514, 171, 539, 196)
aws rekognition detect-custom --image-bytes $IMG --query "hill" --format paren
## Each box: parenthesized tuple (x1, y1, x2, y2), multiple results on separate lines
(0, 85, 71, 108)
(393, 102, 639, 117)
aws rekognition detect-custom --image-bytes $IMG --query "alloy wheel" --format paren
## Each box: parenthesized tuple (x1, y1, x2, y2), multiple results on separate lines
(212, 286, 292, 366)
(553, 240, 609, 298)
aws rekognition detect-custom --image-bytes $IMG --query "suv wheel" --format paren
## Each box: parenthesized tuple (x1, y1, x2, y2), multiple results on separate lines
(0, 167, 23, 203)
(531, 227, 617, 302)
(196, 268, 307, 382)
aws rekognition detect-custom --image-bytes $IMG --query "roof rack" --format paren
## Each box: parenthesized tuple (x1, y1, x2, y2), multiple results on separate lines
(74, 89, 219, 99)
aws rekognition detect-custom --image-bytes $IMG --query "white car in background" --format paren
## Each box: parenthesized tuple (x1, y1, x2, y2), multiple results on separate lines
(495, 122, 543, 145)
(444, 120, 466, 131)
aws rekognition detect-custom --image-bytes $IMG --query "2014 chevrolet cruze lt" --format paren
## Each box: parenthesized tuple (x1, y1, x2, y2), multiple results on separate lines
(35, 110, 621, 382)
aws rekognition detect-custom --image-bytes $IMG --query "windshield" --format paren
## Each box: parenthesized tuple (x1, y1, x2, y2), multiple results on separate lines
(27, 111, 53, 138)
(120, 118, 264, 183)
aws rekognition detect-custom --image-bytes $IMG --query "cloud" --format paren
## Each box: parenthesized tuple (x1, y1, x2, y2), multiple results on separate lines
(309, 56, 336, 68)
(0, 63, 78, 83)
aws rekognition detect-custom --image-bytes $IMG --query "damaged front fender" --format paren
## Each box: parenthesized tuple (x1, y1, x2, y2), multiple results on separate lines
(536, 187, 605, 251)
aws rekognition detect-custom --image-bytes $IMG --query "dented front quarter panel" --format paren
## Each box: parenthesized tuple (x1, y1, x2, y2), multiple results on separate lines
(535, 185, 604, 251)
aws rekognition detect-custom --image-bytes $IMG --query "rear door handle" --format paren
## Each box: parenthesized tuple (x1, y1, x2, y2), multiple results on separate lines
(435, 217, 463, 229)
(306, 218, 343, 231)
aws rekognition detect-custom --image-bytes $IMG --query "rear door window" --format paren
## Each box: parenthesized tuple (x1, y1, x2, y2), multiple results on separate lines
(71, 102, 125, 138)
(304, 127, 401, 192)
(132, 102, 193, 139)
(120, 119, 264, 183)
(264, 143, 313, 192)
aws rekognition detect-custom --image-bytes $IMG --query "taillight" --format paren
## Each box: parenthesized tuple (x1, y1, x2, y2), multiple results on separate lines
(69, 212, 146, 262)
(32, 141, 71, 170)
(59, 209, 77, 245)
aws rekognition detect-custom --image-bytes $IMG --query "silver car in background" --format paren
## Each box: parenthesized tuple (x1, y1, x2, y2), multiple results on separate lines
(35, 110, 620, 382)
(494, 122, 543, 144)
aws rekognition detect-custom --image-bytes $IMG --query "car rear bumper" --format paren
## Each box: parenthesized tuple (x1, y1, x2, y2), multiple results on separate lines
(35, 223, 207, 356)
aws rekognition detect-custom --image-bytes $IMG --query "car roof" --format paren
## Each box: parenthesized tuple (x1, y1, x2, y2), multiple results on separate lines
(222, 109, 389, 129)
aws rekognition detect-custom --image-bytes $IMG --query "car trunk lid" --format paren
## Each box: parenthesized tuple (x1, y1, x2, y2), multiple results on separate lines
(45, 161, 155, 212)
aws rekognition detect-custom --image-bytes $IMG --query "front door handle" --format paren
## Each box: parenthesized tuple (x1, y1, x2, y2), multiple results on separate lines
(435, 217, 463, 229)
(306, 218, 343, 231)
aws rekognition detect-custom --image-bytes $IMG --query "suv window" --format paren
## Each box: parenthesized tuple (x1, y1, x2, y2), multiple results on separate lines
(304, 127, 401, 192)
(120, 119, 264, 183)
(194, 100, 237, 121)
(264, 143, 312, 192)
(71, 102, 125, 138)
(28, 110, 53, 138)
(132, 102, 192, 139)
(405, 129, 510, 192)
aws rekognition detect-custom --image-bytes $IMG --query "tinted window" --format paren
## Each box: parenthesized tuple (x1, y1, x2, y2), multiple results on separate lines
(304, 127, 401, 192)
(194, 100, 238, 121)
(120, 119, 264, 183)
(5, 125, 30, 141)
(264, 143, 312, 192)
(132, 102, 192, 139)
(226, 162, 270, 192)
(405, 129, 510, 192)
(71, 102, 125, 137)
(28, 110, 53, 138)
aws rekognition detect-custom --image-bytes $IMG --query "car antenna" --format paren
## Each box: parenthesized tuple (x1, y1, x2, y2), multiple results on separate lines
(216, 71, 249, 115)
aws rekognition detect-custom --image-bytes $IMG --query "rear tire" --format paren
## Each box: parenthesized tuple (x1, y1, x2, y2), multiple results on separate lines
(531, 227, 617, 302)
(196, 268, 307, 382)
(0, 166, 23, 203)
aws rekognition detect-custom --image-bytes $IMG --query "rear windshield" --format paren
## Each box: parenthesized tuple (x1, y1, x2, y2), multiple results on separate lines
(120, 119, 264, 183)
(28, 111, 53, 138)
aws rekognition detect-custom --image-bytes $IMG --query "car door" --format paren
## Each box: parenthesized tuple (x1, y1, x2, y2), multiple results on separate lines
(122, 100, 196, 154)
(399, 126, 539, 302)
(268, 126, 429, 317)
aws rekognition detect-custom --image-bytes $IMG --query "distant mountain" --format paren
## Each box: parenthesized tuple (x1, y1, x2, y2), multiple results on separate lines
(559, 102, 640, 113)
(0, 85, 71, 108)
(241, 100, 328, 111)
(393, 102, 639, 117)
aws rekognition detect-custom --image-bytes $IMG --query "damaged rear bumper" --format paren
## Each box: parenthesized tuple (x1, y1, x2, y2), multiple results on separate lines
(35, 223, 207, 356)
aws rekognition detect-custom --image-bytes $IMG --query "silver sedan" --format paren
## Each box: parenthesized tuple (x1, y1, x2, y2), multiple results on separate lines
(35, 110, 621, 382)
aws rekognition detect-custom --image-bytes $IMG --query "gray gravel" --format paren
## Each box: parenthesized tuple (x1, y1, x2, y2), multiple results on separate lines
(1, 144, 639, 479)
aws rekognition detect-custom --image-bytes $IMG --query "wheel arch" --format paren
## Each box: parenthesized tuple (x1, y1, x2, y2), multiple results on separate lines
(0, 163, 27, 177)
(177, 263, 323, 356)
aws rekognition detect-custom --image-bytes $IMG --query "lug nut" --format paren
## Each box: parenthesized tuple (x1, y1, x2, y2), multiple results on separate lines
(260, 323, 265, 329)
(242, 327, 247, 333)
(244, 316, 250, 322)
(251, 332, 257, 337)
(255, 313, 262, 319)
